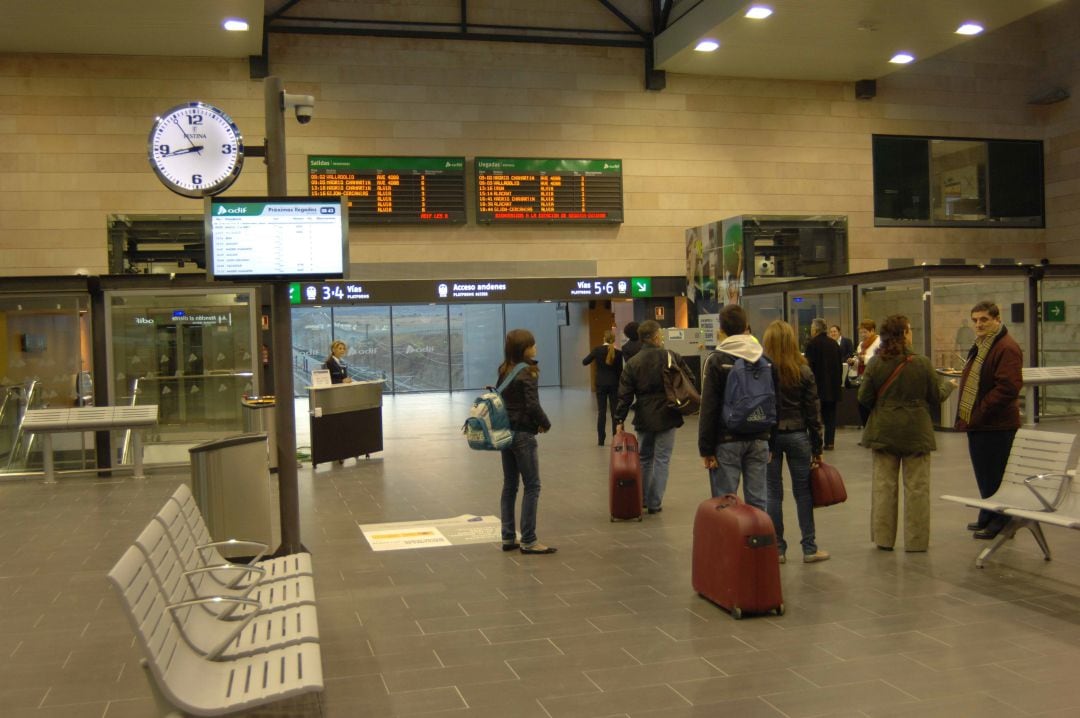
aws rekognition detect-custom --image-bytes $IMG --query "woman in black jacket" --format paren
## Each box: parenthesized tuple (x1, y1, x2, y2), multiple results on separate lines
(325, 340, 351, 384)
(582, 329, 623, 446)
(497, 329, 556, 555)
(762, 320, 829, 564)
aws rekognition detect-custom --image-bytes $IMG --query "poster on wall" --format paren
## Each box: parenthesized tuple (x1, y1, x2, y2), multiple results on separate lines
(685, 218, 743, 311)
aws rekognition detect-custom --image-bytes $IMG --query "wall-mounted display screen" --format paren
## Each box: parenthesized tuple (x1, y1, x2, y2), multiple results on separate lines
(475, 158, 623, 223)
(308, 156, 466, 224)
(206, 196, 348, 281)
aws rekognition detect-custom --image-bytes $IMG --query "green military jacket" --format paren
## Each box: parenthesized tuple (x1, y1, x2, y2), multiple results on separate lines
(858, 348, 954, 455)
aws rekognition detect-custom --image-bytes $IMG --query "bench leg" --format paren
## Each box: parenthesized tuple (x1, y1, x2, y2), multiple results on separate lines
(1026, 521, 1052, 561)
(975, 517, 1022, 568)
(139, 659, 184, 718)
(132, 430, 145, 480)
(41, 433, 56, 484)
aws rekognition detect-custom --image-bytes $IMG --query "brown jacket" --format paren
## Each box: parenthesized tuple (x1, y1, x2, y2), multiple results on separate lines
(954, 326, 1023, 432)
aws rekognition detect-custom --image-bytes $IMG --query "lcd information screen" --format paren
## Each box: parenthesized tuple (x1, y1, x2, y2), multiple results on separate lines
(475, 158, 623, 223)
(308, 156, 466, 224)
(206, 196, 348, 281)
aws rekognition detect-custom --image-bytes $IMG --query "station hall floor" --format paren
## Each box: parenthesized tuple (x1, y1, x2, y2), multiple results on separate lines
(2, 388, 1080, 718)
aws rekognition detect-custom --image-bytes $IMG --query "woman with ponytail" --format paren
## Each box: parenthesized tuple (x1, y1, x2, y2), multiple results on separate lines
(582, 329, 624, 446)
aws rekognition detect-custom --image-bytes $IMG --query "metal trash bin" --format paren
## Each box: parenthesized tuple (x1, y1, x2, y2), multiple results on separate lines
(935, 369, 962, 430)
(189, 433, 274, 558)
(241, 396, 277, 470)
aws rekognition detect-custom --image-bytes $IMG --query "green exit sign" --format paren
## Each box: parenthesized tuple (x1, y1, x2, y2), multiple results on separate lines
(1044, 300, 1066, 322)
(289, 283, 301, 305)
(631, 277, 652, 297)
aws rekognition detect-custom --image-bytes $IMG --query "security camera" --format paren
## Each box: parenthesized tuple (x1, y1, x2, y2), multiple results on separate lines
(282, 92, 315, 124)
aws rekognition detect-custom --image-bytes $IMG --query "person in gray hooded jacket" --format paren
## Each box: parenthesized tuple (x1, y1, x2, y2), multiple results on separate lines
(698, 304, 779, 510)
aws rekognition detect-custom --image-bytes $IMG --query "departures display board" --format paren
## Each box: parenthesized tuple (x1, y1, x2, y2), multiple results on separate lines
(308, 156, 466, 224)
(475, 158, 623, 223)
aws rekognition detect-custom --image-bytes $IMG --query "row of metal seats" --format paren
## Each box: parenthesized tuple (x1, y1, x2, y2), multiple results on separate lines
(106, 484, 323, 717)
(941, 428, 1080, 568)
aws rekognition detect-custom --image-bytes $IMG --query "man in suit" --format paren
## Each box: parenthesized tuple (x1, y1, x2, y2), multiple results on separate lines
(805, 318, 843, 449)
(829, 324, 855, 363)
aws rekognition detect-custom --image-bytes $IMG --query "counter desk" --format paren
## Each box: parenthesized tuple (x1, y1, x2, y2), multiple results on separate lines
(307, 380, 384, 467)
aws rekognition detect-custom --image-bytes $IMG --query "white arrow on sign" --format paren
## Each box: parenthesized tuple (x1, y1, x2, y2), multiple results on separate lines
(1051, 305, 1063, 317)
(635, 281, 647, 292)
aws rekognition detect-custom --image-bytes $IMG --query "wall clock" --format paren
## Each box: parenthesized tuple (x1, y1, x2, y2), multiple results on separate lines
(148, 102, 244, 197)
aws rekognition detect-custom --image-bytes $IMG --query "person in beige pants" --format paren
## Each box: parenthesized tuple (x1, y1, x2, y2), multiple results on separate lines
(858, 315, 956, 552)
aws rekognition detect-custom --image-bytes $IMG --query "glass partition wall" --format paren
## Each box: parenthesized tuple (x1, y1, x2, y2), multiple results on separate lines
(0, 292, 93, 475)
(788, 287, 853, 348)
(857, 280, 927, 354)
(106, 288, 259, 466)
(291, 302, 563, 396)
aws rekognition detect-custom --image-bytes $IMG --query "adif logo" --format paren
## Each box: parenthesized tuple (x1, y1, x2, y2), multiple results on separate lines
(217, 205, 247, 215)
(603, 162, 620, 170)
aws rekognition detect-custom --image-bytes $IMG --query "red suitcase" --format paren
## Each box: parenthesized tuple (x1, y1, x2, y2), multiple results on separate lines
(609, 431, 643, 521)
(692, 494, 784, 619)
(810, 461, 847, 508)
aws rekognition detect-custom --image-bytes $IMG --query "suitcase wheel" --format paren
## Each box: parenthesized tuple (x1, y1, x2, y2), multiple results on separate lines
(610, 516, 615, 522)
(731, 606, 743, 620)
(776, 603, 785, 616)
(637, 516, 643, 522)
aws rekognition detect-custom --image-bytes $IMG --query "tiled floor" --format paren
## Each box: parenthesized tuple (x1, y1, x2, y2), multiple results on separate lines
(3, 388, 1080, 717)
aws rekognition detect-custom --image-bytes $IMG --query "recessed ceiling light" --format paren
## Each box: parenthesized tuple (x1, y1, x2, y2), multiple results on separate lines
(223, 18, 249, 32)
(695, 39, 720, 52)
(889, 53, 915, 64)
(956, 23, 984, 35)
(745, 6, 773, 19)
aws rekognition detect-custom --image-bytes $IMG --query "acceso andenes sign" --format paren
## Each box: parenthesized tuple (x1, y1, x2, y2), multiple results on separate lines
(289, 277, 659, 305)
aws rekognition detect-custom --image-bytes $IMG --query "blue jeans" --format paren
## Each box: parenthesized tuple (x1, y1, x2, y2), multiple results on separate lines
(765, 431, 817, 555)
(501, 432, 541, 545)
(638, 428, 677, 511)
(710, 439, 768, 511)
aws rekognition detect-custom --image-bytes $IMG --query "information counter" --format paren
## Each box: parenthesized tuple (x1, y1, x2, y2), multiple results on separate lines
(308, 380, 384, 467)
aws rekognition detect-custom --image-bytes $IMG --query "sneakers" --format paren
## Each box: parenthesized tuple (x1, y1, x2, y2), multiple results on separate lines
(520, 543, 558, 555)
(803, 550, 830, 563)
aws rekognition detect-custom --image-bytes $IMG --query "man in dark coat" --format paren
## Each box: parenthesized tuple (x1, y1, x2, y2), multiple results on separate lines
(954, 300, 1023, 540)
(829, 324, 855, 363)
(805, 318, 843, 449)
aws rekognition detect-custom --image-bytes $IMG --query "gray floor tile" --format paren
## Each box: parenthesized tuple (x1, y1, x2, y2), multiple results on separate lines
(2, 391, 1080, 716)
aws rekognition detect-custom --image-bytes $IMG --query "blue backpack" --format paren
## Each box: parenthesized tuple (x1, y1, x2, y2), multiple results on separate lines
(462, 363, 528, 450)
(721, 356, 777, 434)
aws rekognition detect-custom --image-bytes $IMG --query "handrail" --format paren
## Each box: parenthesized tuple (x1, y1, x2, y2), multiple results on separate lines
(5, 380, 41, 469)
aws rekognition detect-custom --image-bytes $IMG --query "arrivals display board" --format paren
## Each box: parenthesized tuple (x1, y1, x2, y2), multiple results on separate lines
(475, 158, 623, 223)
(308, 156, 466, 224)
(206, 196, 348, 281)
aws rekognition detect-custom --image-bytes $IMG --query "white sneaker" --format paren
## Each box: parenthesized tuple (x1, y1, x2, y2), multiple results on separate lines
(803, 550, 830, 563)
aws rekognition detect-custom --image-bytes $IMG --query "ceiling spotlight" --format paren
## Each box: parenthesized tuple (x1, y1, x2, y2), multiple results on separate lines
(889, 53, 915, 64)
(956, 23, 984, 35)
(695, 39, 720, 52)
(223, 18, 249, 32)
(745, 6, 773, 19)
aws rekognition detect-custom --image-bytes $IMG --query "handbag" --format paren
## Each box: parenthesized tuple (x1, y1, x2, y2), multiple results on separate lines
(663, 350, 701, 415)
(810, 460, 847, 507)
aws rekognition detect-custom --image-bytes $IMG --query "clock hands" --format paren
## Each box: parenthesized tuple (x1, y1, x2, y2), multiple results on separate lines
(170, 114, 203, 156)
(162, 145, 205, 158)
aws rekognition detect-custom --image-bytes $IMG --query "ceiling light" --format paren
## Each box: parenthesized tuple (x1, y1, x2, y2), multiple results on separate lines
(745, 6, 773, 19)
(955, 23, 984, 35)
(695, 39, 720, 52)
(223, 18, 249, 32)
(889, 53, 915, 64)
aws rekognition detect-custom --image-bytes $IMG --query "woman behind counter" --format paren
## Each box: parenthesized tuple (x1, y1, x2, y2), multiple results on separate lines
(858, 315, 955, 552)
(582, 329, 623, 446)
(325, 340, 352, 384)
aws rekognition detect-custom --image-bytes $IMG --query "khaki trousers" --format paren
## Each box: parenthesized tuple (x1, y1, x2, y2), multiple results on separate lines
(870, 450, 931, 551)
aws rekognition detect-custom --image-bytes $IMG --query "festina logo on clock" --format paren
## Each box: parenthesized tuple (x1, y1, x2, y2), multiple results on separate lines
(148, 102, 244, 198)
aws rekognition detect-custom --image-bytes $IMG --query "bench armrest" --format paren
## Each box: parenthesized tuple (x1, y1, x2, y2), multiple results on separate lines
(167, 595, 262, 659)
(183, 563, 266, 600)
(1023, 473, 1073, 512)
(197, 539, 269, 567)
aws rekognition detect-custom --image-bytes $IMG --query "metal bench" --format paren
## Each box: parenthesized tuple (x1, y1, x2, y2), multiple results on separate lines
(107, 544, 323, 718)
(21, 405, 158, 483)
(941, 428, 1077, 568)
(1022, 366, 1080, 426)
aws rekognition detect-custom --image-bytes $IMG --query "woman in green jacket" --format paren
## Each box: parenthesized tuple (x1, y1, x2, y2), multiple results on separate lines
(858, 315, 955, 552)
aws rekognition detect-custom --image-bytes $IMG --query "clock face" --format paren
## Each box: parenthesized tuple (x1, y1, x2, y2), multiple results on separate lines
(148, 102, 244, 198)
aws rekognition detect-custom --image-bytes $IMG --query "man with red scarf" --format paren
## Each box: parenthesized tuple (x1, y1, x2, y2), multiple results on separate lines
(954, 301, 1023, 540)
